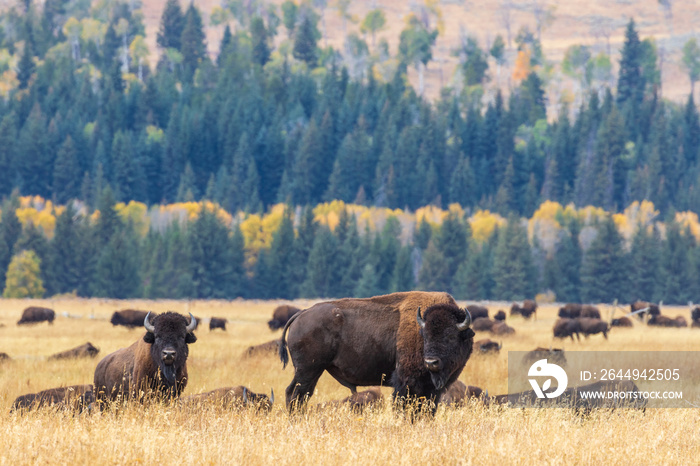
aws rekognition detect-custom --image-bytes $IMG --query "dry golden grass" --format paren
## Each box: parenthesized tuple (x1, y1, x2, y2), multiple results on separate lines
(1, 298, 700, 464)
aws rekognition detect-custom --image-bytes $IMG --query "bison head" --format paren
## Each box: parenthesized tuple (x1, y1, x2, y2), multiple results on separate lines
(143, 311, 197, 385)
(416, 304, 474, 391)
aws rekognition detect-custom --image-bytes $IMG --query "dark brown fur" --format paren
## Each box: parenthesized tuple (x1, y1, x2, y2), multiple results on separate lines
(611, 317, 633, 327)
(440, 380, 484, 405)
(472, 317, 495, 332)
(94, 311, 197, 403)
(110, 309, 152, 328)
(491, 322, 515, 335)
(630, 301, 660, 319)
(179, 386, 273, 411)
(315, 387, 384, 412)
(0, 352, 10, 361)
(510, 300, 537, 319)
(580, 305, 601, 319)
(279, 292, 475, 413)
(209, 317, 227, 331)
(474, 339, 501, 354)
(648, 315, 688, 328)
(494, 310, 506, 321)
(268, 305, 301, 330)
(553, 318, 581, 341)
(49, 342, 100, 360)
(11, 385, 94, 412)
(577, 318, 609, 339)
(466, 305, 489, 319)
(17, 307, 55, 325)
(558, 303, 582, 319)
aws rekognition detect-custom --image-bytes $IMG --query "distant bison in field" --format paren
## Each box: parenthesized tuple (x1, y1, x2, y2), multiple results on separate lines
(268, 305, 301, 330)
(279, 291, 475, 414)
(558, 304, 600, 319)
(648, 315, 687, 328)
(466, 305, 489, 319)
(315, 387, 384, 413)
(49, 342, 100, 360)
(472, 317, 495, 332)
(209, 317, 227, 331)
(510, 300, 537, 319)
(494, 310, 506, 321)
(179, 386, 273, 411)
(110, 309, 152, 328)
(553, 318, 580, 341)
(577, 318, 609, 339)
(0, 352, 11, 361)
(474, 339, 502, 354)
(440, 380, 486, 406)
(491, 322, 515, 335)
(94, 311, 197, 402)
(242, 339, 280, 358)
(611, 317, 633, 327)
(17, 307, 55, 325)
(630, 301, 660, 320)
(523, 347, 566, 367)
(691, 307, 700, 325)
(11, 385, 94, 413)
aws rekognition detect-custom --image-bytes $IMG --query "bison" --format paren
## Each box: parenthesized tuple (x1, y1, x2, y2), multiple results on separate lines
(472, 317, 495, 332)
(466, 305, 489, 319)
(268, 304, 301, 330)
(0, 352, 10, 361)
(17, 306, 55, 325)
(242, 339, 280, 358)
(94, 311, 197, 403)
(474, 339, 502, 354)
(648, 315, 687, 328)
(523, 347, 566, 367)
(11, 385, 94, 413)
(440, 380, 485, 405)
(577, 318, 609, 339)
(510, 300, 537, 319)
(49, 342, 100, 360)
(553, 318, 581, 341)
(279, 291, 475, 414)
(691, 306, 700, 324)
(110, 309, 152, 328)
(580, 305, 601, 319)
(209, 317, 227, 331)
(315, 387, 385, 413)
(558, 303, 582, 319)
(611, 317, 633, 327)
(494, 310, 506, 321)
(491, 322, 515, 335)
(179, 386, 273, 411)
(630, 301, 660, 320)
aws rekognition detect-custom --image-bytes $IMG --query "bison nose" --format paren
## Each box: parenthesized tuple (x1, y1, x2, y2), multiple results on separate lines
(424, 358, 442, 372)
(162, 349, 176, 364)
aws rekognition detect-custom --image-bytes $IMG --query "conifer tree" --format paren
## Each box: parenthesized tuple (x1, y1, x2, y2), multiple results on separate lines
(52, 136, 81, 204)
(580, 216, 628, 303)
(301, 225, 337, 297)
(250, 16, 271, 66)
(95, 223, 142, 298)
(293, 10, 319, 66)
(0, 114, 17, 198)
(157, 0, 185, 50)
(492, 216, 536, 300)
(266, 209, 295, 299)
(418, 240, 449, 291)
(180, 3, 206, 81)
(617, 18, 644, 106)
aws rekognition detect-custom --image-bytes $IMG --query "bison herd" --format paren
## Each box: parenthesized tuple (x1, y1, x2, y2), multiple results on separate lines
(7, 294, 693, 415)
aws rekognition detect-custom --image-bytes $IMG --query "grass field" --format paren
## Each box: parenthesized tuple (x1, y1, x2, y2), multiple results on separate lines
(1, 298, 699, 464)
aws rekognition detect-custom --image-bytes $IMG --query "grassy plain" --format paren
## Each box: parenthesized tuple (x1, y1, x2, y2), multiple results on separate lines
(1, 298, 699, 465)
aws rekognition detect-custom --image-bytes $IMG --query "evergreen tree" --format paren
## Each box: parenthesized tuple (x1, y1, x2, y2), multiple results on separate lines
(390, 245, 415, 292)
(580, 216, 628, 303)
(0, 196, 22, 286)
(0, 114, 17, 198)
(157, 0, 185, 50)
(17, 41, 35, 89)
(17, 105, 51, 197)
(492, 216, 536, 300)
(434, 211, 469, 292)
(180, 3, 206, 81)
(250, 16, 271, 66)
(293, 10, 319, 66)
(658, 222, 694, 304)
(552, 221, 582, 303)
(289, 206, 317, 297)
(266, 209, 295, 299)
(52, 136, 81, 204)
(47, 205, 85, 296)
(414, 217, 432, 250)
(418, 240, 449, 291)
(95, 186, 122, 249)
(94, 223, 142, 298)
(617, 18, 644, 106)
(301, 225, 337, 297)
(628, 223, 661, 302)
(355, 262, 380, 298)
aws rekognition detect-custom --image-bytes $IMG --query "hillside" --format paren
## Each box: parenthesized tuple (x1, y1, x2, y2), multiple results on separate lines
(134, 0, 700, 102)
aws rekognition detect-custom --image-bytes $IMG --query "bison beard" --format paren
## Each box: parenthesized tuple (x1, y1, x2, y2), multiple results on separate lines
(279, 292, 474, 415)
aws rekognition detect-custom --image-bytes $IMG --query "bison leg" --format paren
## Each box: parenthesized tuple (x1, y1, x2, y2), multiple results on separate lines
(603, 331, 608, 340)
(285, 369, 324, 412)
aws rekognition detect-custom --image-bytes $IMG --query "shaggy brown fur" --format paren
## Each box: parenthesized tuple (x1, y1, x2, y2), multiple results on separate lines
(279, 292, 474, 413)
(209, 317, 227, 331)
(17, 307, 55, 325)
(242, 339, 280, 358)
(179, 386, 273, 411)
(268, 305, 301, 330)
(110, 309, 152, 328)
(11, 385, 94, 412)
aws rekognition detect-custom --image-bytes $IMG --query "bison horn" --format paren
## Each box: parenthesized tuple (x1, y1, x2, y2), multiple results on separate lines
(270, 388, 274, 405)
(456, 308, 472, 331)
(144, 312, 155, 333)
(498, 341, 503, 350)
(416, 306, 426, 329)
(186, 313, 197, 332)
(242, 387, 248, 404)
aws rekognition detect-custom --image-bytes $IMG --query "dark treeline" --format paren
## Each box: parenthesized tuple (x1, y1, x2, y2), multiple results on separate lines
(2, 191, 700, 305)
(0, 2, 699, 218)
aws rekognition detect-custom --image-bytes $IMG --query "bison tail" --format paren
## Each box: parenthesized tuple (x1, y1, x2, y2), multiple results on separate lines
(279, 337, 289, 369)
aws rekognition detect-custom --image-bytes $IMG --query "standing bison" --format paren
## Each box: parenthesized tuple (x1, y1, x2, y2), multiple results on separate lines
(268, 305, 301, 330)
(209, 317, 227, 331)
(94, 311, 197, 402)
(17, 307, 55, 325)
(110, 309, 152, 328)
(578, 318, 609, 339)
(279, 292, 475, 414)
(49, 342, 100, 360)
(553, 318, 581, 341)
(510, 300, 537, 319)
